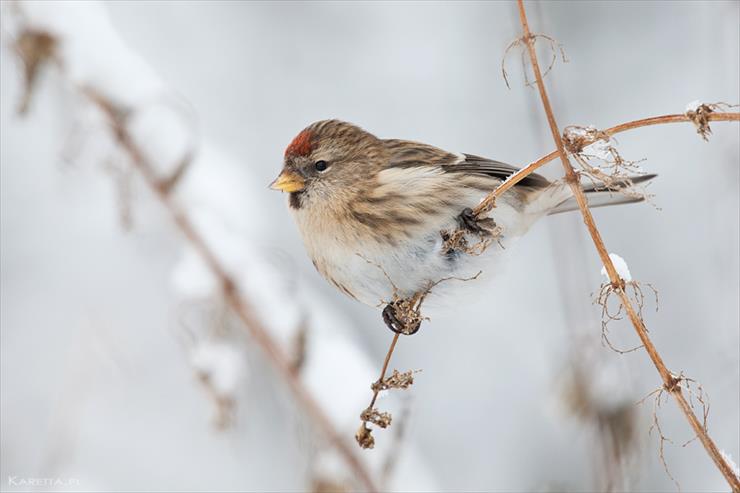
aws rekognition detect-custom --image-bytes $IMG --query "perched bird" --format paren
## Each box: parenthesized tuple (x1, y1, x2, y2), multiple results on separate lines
(271, 120, 654, 334)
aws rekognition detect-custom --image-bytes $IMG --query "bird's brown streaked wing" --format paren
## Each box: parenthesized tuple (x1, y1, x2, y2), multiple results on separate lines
(383, 139, 462, 168)
(446, 154, 550, 188)
(383, 140, 550, 188)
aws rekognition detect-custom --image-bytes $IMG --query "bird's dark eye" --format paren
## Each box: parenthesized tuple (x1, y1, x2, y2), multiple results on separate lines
(314, 160, 328, 172)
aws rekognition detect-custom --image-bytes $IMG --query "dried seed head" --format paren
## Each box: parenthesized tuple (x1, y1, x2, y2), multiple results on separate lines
(360, 408, 392, 429)
(441, 227, 499, 257)
(372, 369, 417, 392)
(562, 125, 610, 154)
(355, 423, 375, 449)
(562, 125, 654, 205)
(684, 101, 735, 141)
(383, 299, 424, 336)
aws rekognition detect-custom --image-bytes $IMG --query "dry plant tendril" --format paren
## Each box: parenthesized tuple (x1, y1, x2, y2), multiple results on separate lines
(595, 279, 659, 355)
(502, 33, 568, 89)
(562, 125, 652, 202)
(638, 372, 711, 490)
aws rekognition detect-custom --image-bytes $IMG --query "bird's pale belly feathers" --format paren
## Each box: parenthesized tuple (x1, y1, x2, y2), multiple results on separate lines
(291, 191, 535, 307)
(311, 229, 454, 306)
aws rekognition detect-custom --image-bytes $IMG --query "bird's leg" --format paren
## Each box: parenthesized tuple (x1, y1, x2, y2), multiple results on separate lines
(382, 301, 421, 336)
(456, 207, 497, 236)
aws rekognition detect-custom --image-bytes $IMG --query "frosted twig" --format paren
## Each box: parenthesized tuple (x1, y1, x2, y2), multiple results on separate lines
(563, 125, 653, 203)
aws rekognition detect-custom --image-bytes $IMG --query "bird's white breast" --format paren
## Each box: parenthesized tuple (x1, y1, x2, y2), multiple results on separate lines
(290, 187, 535, 307)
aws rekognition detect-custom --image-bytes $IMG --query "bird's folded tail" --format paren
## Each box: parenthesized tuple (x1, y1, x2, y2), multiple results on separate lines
(545, 174, 657, 215)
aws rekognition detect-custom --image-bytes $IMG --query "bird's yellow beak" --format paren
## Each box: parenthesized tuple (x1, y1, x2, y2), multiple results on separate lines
(270, 169, 305, 193)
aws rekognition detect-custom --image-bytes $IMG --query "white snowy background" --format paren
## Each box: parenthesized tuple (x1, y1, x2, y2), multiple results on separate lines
(1, 1, 738, 492)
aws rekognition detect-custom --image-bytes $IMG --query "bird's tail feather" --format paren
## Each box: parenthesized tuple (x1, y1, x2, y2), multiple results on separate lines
(546, 174, 657, 215)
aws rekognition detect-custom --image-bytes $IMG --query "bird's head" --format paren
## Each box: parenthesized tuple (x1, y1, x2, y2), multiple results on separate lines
(270, 120, 384, 209)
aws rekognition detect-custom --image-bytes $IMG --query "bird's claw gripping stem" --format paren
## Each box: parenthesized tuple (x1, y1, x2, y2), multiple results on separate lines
(457, 207, 497, 236)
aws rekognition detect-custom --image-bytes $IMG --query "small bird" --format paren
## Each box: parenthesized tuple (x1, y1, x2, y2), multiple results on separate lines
(271, 120, 653, 334)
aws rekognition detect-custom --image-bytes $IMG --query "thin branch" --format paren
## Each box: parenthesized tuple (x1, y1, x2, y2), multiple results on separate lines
(85, 91, 378, 492)
(516, 1, 740, 490)
(370, 334, 400, 410)
(473, 112, 739, 217)
(355, 333, 401, 449)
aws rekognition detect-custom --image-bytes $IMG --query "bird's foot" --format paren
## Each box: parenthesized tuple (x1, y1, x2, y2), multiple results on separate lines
(456, 207, 498, 237)
(382, 301, 421, 336)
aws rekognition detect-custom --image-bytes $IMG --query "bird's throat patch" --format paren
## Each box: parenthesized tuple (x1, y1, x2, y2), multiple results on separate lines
(289, 191, 304, 209)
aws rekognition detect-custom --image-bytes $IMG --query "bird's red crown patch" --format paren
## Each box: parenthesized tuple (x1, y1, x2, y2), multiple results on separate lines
(285, 129, 314, 158)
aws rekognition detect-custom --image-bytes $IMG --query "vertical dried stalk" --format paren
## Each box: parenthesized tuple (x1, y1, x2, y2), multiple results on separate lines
(516, 1, 740, 490)
(369, 334, 400, 411)
(87, 93, 378, 492)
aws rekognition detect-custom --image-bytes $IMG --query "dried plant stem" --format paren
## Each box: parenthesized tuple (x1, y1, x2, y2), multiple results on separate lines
(473, 111, 739, 216)
(607, 113, 740, 132)
(516, 1, 740, 490)
(369, 334, 400, 410)
(86, 93, 378, 492)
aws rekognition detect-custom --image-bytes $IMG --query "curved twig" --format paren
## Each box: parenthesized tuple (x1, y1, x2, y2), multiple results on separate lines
(473, 112, 739, 217)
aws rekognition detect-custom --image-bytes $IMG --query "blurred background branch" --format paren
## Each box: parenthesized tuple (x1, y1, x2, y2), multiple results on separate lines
(85, 88, 378, 491)
(2, 2, 443, 491)
(1, 1, 738, 491)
